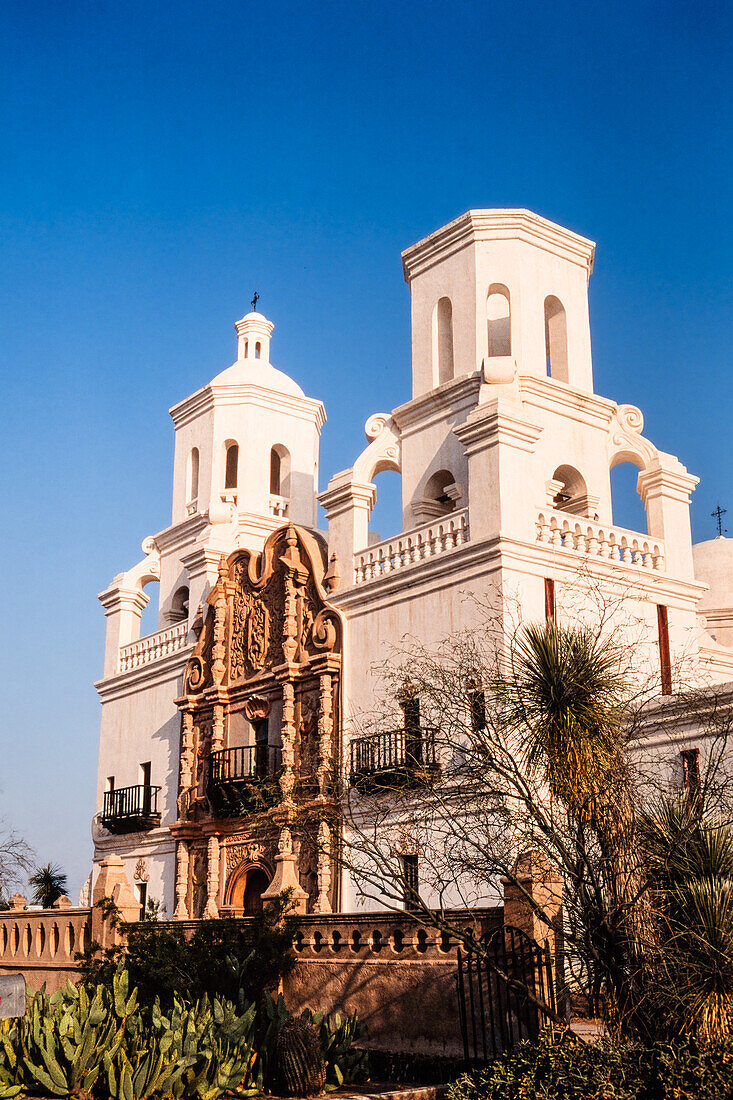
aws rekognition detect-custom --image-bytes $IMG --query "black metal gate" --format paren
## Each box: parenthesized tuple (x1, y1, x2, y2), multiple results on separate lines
(456, 925, 557, 1064)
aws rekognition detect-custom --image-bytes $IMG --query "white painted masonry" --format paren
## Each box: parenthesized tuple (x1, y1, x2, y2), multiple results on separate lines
(92, 211, 733, 915)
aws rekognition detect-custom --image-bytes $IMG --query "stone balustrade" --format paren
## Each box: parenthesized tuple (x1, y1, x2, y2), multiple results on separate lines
(119, 621, 190, 673)
(354, 510, 470, 585)
(269, 494, 290, 517)
(0, 900, 92, 992)
(536, 508, 665, 571)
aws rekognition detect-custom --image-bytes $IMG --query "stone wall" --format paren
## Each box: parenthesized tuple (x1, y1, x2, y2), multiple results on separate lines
(284, 909, 503, 1057)
(0, 897, 92, 993)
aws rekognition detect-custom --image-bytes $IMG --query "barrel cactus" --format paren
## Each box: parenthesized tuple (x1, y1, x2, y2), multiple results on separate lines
(275, 1016, 326, 1097)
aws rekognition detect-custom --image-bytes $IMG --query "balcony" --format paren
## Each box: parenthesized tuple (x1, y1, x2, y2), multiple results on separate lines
(118, 621, 190, 674)
(207, 745, 282, 815)
(536, 508, 665, 572)
(102, 785, 161, 834)
(349, 727, 438, 791)
(353, 509, 469, 586)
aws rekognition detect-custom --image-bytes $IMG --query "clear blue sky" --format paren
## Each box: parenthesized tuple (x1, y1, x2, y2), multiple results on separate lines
(0, 0, 730, 899)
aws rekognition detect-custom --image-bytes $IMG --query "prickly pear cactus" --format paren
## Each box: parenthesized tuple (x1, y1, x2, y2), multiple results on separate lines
(275, 1016, 326, 1097)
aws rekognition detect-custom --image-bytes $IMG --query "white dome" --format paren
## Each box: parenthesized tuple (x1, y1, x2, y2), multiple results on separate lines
(210, 358, 306, 398)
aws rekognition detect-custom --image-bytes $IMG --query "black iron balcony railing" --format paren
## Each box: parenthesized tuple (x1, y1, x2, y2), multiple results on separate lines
(349, 727, 438, 790)
(207, 745, 282, 815)
(102, 785, 161, 834)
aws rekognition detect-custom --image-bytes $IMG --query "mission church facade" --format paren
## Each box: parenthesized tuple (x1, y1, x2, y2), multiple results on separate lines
(91, 210, 733, 919)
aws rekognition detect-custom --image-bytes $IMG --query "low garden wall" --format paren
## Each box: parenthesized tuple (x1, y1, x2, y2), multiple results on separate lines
(0, 853, 560, 1057)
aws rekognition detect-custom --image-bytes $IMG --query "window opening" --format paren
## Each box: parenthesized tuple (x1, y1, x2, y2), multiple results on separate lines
(187, 448, 199, 504)
(544, 296, 569, 382)
(433, 297, 454, 385)
(270, 448, 282, 495)
(225, 444, 239, 489)
(401, 854, 419, 911)
(467, 675, 486, 733)
(254, 719, 269, 778)
(487, 287, 511, 357)
(138, 882, 147, 921)
(681, 747, 701, 811)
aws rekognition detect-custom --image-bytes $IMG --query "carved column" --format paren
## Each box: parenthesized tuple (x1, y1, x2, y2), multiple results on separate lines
(313, 820, 332, 913)
(204, 835, 220, 918)
(280, 681, 296, 802)
(317, 673, 333, 797)
(173, 840, 190, 919)
(211, 556, 228, 686)
(281, 529, 299, 663)
(179, 710, 194, 796)
(211, 704, 225, 753)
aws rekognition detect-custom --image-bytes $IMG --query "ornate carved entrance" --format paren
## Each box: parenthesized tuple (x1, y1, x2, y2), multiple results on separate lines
(170, 524, 342, 921)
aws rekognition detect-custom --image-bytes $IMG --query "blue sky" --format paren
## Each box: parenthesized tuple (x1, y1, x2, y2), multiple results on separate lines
(0, 0, 731, 898)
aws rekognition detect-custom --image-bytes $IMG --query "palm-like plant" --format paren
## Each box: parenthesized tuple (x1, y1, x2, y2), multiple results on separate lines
(28, 862, 67, 908)
(504, 622, 628, 809)
(500, 623, 653, 1035)
(641, 799, 733, 1040)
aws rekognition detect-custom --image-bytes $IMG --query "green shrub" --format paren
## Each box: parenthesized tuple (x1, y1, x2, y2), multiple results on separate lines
(447, 1028, 733, 1100)
(77, 895, 298, 1009)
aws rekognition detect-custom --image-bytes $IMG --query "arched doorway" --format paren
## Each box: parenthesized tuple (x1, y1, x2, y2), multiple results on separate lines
(226, 863, 272, 914)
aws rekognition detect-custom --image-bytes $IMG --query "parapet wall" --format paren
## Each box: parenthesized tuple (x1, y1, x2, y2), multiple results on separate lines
(0, 901, 92, 993)
(284, 909, 503, 1057)
(0, 905, 501, 1054)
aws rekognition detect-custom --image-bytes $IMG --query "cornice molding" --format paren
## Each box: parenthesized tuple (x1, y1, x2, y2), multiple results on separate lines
(402, 209, 596, 283)
(169, 383, 326, 432)
(392, 372, 483, 434)
(95, 646, 193, 700)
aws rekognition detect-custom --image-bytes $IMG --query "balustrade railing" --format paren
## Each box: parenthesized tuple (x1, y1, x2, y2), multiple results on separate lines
(269, 494, 290, 517)
(536, 508, 665, 571)
(119, 621, 190, 673)
(350, 726, 438, 786)
(354, 509, 469, 585)
(102, 784, 161, 833)
(209, 745, 282, 784)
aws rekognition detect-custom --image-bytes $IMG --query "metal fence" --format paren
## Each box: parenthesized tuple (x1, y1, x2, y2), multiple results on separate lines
(456, 924, 557, 1064)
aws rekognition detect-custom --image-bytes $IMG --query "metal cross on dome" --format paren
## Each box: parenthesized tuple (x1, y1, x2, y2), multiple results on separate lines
(251, 290, 259, 311)
(712, 503, 727, 536)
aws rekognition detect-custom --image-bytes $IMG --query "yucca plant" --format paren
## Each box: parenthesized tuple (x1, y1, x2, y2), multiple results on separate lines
(641, 798, 733, 1040)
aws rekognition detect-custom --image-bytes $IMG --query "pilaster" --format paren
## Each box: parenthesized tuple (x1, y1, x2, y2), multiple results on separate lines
(454, 397, 543, 542)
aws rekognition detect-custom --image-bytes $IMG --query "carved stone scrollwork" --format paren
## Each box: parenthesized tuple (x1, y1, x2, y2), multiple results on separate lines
(311, 610, 338, 652)
(134, 858, 149, 883)
(225, 839, 268, 873)
(185, 656, 205, 693)
(244, 696, 271, 722)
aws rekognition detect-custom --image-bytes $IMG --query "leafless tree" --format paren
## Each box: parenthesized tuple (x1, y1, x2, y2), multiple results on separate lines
(315, 576, 733, 1039)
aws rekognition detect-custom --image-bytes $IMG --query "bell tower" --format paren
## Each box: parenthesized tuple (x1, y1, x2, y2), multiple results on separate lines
(159, 310, 326, 627)
(402, 209, 596, 396)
